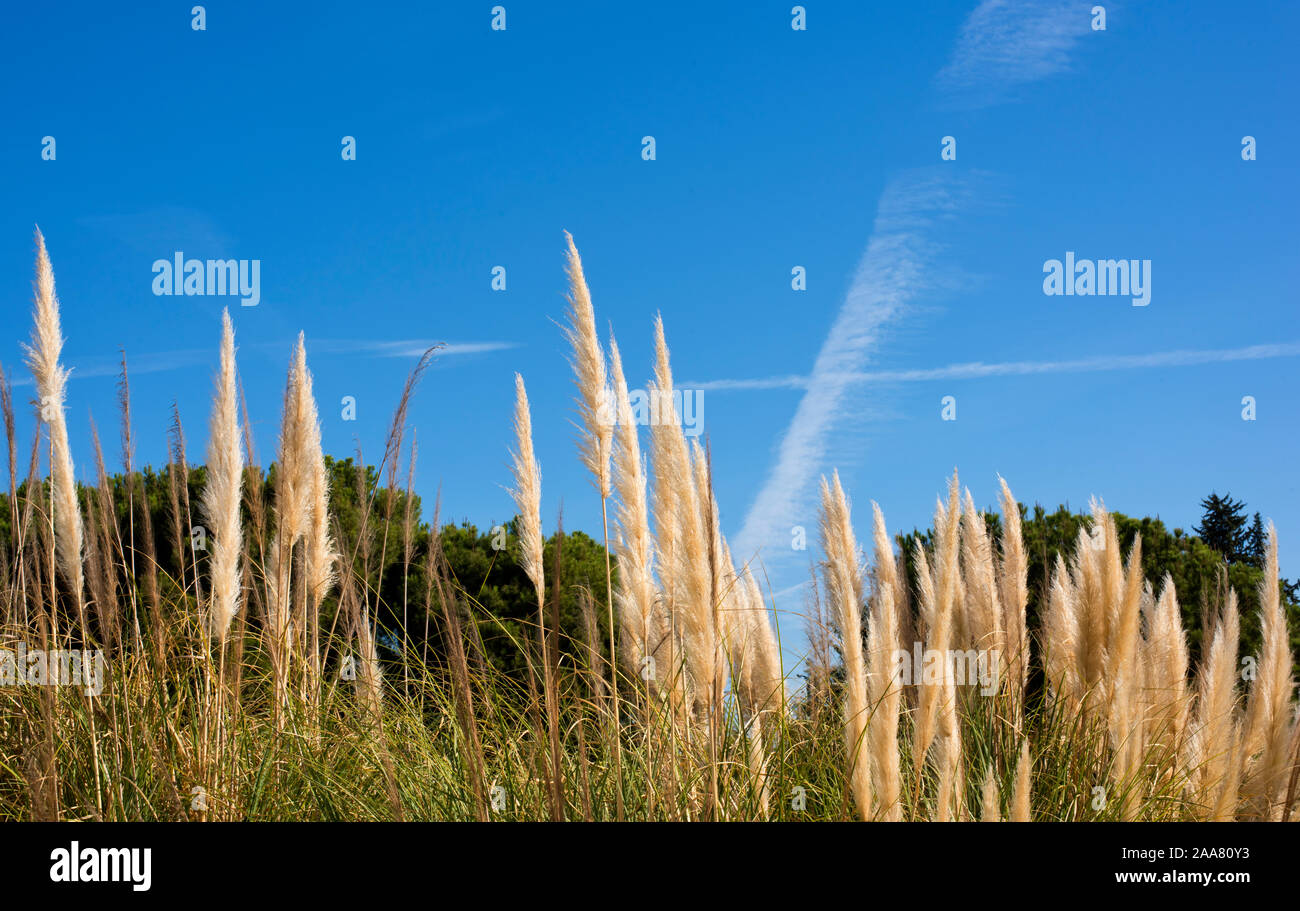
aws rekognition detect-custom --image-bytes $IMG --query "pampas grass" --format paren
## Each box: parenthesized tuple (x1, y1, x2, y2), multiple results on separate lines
(868, 503, 902, 820)
(980, 765, 1001, 821)
(2, 228, 1296, 824)
(1142, 576, 1190, 765)
(507, 372, 563, 819)
(23, 230, 85, 618)
(735, 562, 783, 717)
(607, 335, 664, 691)
(561, 233, 625, 816)
(1188, 590, 1241, 819)
(266, 336, 314, 712)
(301, 361, 337, 695)
(1241, 523, 1294, 819)
(201, 310, 244, 642)
(660, 322, 718, 728)
(819, 470, 870, 819)
(561, 233, 613, 500)
(509, 373, 544, 620)
(915, 474, 960, 768)
(646, 317, 691, 722)
(998, 477, 1029, 708)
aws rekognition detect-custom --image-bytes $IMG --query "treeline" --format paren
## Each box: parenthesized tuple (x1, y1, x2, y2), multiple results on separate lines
(0, 455, 615, 683)
(5, 461, 1295, 683)
(891, 496, 1300, 669)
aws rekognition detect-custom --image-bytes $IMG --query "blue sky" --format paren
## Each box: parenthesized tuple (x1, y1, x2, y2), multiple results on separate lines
(3, 1, 1298, 652)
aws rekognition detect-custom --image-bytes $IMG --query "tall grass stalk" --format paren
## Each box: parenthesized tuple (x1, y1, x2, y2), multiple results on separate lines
(1, 230, 1296, 824)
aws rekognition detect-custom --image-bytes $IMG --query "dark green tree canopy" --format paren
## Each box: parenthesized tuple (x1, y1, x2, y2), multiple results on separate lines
(1194, 492, 1251, 564)
(896, 496, 1300, 667)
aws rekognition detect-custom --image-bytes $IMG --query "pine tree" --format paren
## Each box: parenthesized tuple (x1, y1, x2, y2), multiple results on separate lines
(1246, 511, 1267, 567)
(1194, 492, 1250, 563)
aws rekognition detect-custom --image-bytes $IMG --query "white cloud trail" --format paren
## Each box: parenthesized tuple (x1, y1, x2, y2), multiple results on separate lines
(731, 172, 964, 565)
(696, 341, 1300, 392)
(935, 0, 1094, 107)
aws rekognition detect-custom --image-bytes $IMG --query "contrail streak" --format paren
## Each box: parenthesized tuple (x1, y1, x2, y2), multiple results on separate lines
(695, 341, 1300, 392)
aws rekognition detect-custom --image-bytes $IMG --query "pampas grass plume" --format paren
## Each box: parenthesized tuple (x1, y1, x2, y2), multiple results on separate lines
(200, 309, 244, 641)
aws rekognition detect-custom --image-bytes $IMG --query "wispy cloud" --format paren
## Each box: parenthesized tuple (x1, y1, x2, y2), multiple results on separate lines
(735, 0, 1106, 622)
(935, 0, 1094, 108)
(696, 341, 1300, 392)
(8, 340, 518, 387)
(731, 172, 966, 565)
(307, 339, 519, 358)
(9, 348, 211, 388)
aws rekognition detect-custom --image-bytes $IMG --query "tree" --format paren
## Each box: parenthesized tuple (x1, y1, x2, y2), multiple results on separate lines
(1245, 512, 1268, 567)
(896, 500, 1300, 670)
(1194, 492, 1250, 563)
(381, 517, 615, 682)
